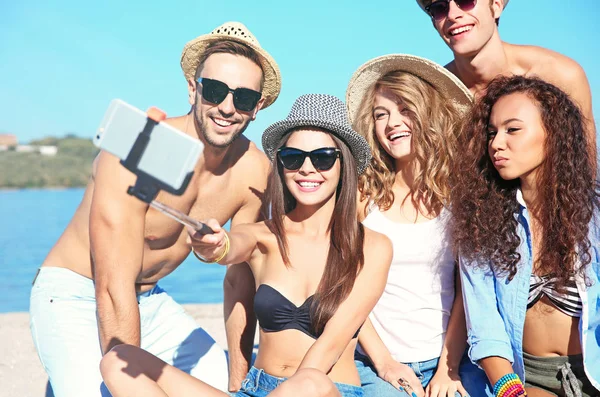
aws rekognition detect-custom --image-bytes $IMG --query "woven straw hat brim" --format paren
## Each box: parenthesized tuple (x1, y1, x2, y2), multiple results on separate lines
(346, 54, 473, 124)
(180, 30, 281, 109)
(417, 0, 509, 12)
(262, 118, 371, 175)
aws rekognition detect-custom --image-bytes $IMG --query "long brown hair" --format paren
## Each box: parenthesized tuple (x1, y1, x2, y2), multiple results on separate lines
(450, 75, 598, 287)
(266, 128, 365, 335)
(354, 71, 463, 216)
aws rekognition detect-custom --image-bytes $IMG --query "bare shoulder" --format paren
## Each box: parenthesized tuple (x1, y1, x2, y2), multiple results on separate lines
(235, 138, 271, 172)
(362, 226, 393, 264)
(231, 137, 271, 190)
(162, 115, 190, 133)
(509, 43, 587, 88)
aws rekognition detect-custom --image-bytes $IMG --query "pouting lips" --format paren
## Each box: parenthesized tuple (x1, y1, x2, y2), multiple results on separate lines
(450, 25, 473, 36)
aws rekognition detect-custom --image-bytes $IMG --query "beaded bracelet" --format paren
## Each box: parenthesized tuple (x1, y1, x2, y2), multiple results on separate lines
(493, 373, 527, 397)
(191, 232, 230, 263)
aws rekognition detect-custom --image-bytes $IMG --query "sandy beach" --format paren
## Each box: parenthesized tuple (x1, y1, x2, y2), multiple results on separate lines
(0, 303, 242, 397)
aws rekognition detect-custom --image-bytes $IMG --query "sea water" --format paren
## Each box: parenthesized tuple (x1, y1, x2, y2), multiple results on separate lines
(0, 188, 226, 313)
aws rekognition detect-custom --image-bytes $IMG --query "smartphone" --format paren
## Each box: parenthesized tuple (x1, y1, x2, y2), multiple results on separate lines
(94, 99, 203, 192)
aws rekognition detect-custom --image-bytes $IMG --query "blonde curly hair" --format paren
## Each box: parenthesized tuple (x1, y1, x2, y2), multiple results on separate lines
(354, 71, 464, 216)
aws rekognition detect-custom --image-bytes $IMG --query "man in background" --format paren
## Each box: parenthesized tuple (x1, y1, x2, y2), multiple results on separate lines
(418, 0, 596, 149)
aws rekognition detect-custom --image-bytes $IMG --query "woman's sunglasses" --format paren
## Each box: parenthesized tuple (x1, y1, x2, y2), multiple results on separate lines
(277, 147, 341, 171)
(426, 0, 477, 21)
(196, 77, 262, 112)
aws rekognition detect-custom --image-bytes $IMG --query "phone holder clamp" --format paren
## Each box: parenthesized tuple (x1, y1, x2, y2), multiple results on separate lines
(119, 114, 193, 204)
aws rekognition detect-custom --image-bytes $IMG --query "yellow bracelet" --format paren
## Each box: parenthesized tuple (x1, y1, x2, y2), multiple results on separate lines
(213, 232, 230, 263)
(191, 232, 230, 263)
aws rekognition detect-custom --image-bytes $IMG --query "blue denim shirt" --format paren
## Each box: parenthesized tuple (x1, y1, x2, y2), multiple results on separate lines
(459, 190, 600, 392)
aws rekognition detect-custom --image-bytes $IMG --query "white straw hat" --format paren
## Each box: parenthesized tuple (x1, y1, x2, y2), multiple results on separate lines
(346, 54, 472, 124)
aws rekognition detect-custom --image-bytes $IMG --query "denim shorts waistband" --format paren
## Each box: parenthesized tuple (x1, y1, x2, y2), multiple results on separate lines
(523, 351, 584, 370)
(245, 366, 285, 390)
(243, 366, 362, 396)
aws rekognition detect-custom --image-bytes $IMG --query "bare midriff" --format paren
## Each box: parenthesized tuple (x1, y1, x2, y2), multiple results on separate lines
(253, 330, 360, 385)
(523, 295, 582, 357)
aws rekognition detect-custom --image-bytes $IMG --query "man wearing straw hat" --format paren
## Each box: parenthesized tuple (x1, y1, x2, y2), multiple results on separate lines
(29, 21, 280, 397)
(417, 0, 596, 150)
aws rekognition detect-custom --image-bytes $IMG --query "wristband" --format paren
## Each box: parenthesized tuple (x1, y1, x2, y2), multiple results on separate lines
(191, 232, 230, 263)
(493, 373, 527, 397)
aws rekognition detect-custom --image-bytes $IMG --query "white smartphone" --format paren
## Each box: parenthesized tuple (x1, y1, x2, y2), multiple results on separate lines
(94, 99, 203, 193)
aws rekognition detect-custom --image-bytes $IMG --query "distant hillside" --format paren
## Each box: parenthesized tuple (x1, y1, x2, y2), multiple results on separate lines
(0, 136, 98, 188)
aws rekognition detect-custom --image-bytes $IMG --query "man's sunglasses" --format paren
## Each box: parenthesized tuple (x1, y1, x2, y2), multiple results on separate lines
(196, 77, 262, 112)
(426, 0, 477, 21)
(277, 147, 341, 171)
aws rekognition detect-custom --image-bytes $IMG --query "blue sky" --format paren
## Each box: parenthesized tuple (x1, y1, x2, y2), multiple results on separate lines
(1, 0, 599, 146)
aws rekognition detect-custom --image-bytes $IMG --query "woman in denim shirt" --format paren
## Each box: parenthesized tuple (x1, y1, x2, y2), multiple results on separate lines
(450, 75, 600, 396)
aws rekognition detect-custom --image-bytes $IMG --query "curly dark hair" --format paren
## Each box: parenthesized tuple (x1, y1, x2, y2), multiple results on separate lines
(450, 75, 598, 288)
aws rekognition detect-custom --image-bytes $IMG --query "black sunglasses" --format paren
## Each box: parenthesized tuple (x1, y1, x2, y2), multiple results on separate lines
(196, 77, 262, 112)
(277, 147, 341, 171)
(426, 0, 477, 20)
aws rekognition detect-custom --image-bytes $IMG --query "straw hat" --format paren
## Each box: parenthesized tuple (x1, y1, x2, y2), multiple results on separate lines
(262, 94, 372, 175)
(346, 54, 473, 124)
(180, 21, 281, 108)
(416, 0, 509, 13)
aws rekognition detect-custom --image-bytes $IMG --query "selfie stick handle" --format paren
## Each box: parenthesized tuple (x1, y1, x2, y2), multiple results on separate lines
(149, 200, 214, 235)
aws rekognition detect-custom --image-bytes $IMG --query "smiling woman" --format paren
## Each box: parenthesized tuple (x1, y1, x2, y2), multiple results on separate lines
(99, 93, 393, 397)
(344, 54, 483, 397)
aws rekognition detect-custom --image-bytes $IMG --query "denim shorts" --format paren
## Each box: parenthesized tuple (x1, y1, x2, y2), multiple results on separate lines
(355, 351, 479, 397)
(232, 366, 363, 397)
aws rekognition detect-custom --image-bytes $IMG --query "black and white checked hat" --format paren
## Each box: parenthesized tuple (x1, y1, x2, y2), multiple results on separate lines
(262, 94, 372, 175)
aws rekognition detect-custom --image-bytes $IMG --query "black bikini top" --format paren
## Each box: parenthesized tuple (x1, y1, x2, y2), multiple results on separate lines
(254, 284, 360, 340)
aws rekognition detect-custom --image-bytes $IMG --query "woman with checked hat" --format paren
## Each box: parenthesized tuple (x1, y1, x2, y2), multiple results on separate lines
(99, 93, 392, 397)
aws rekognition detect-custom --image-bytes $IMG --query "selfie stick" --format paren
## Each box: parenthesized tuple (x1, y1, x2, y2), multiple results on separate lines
(119, 107, 213, 235)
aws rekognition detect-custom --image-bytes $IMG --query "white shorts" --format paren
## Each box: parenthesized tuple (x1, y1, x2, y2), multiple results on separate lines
(30, 267, 228, 397)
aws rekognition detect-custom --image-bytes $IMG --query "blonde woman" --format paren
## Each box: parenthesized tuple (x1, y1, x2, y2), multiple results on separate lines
(346, 55, 484, 397)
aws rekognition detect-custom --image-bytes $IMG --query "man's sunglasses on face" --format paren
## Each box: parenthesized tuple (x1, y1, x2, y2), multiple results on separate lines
(196, 77, 262, 112)
(426, 0, 477, 21)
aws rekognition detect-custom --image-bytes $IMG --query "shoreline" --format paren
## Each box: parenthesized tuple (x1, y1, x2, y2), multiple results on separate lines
(0, 186, 85, 192)
(0, 303, 243, 397)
